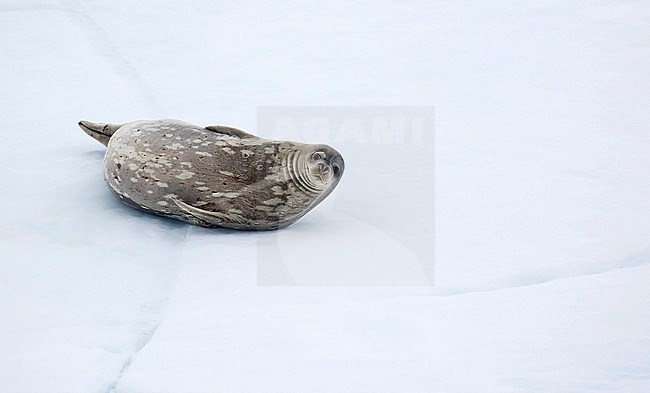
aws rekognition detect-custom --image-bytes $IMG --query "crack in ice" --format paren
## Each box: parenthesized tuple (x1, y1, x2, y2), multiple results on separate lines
(60, 0, 163, 115)
(106, 304, 166, 393)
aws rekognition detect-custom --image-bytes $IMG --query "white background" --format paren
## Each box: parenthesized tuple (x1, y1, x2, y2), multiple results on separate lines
(1, 1, 649, 392)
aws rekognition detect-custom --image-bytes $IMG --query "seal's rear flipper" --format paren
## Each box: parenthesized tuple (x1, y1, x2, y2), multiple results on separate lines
(78, 120, 123, 147)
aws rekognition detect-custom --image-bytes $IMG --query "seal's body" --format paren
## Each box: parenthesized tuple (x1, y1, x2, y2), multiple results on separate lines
(79, 119, 344, 230)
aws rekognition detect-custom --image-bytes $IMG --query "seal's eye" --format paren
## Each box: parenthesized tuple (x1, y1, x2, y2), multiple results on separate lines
(331, 156, 344, 178)
(311, 151, 326, 161)
(332, 163, 341, 176)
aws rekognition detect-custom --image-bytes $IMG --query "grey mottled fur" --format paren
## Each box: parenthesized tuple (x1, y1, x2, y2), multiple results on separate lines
(79, 119, 344, 230)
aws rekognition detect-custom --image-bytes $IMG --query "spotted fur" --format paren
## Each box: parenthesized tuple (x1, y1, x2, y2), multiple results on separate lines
(79, 119, 344, 230)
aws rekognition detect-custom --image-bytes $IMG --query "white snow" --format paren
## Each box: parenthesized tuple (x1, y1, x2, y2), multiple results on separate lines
(1, 0, 650, 392)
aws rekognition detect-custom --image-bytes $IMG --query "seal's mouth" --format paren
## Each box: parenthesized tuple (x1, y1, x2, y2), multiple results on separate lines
(311, 162, 330, 183)
(286, 145, 344, 196)
(309, 155, 344, 183)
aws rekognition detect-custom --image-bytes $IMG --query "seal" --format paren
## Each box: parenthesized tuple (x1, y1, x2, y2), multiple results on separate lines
(79, 119, 344, 230)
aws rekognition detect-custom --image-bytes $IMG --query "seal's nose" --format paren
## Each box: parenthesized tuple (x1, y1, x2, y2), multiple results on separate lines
(316, 162, 330, 174)
(331, 156, 344, 178)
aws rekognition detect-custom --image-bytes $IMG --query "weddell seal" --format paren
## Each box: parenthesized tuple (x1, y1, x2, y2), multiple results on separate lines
(79, 119, 344, 230)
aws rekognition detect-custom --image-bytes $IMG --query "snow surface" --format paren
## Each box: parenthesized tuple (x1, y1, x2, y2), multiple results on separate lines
(1, 0, 650, 391)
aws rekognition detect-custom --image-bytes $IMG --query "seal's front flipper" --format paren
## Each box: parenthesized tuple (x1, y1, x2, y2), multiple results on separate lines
(205, 125, 259, 139)
(172, 198, 250, 229)
(78, 120, 124, 147)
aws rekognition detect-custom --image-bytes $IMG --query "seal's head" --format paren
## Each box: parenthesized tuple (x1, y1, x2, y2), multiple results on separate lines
(287, 144, 345, 197)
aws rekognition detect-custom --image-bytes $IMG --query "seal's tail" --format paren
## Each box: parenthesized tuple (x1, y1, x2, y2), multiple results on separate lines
(78, 120, 123, 147)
